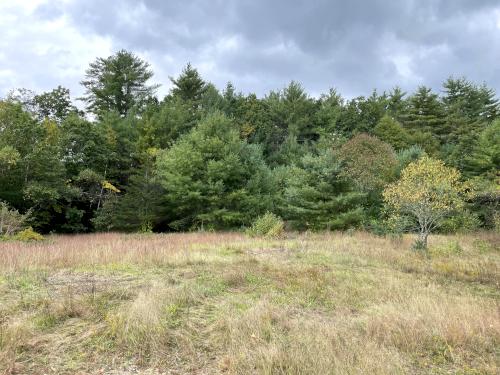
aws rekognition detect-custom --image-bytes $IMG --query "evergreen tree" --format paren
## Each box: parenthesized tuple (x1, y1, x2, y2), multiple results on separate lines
(373, 115, 412, 150)
(108, 151, 165, 232)
(404, 86, 447, 141)
(280, 149, 365, 230)
(156, 112, 274, 230)
(442, 77, 499, 124)
(336, 90, 387, 135)
(315, 88, 343, 136)
(441, 78, 499, 170)
(264, 81, 318, 165)
(200, 83, 224, 114)
(170, 63, 207, 103)
(80, 50, 158, 116)
(386, 87, 408, 121)
(138, 96, 193, 149)
(463, 120, 500, 181)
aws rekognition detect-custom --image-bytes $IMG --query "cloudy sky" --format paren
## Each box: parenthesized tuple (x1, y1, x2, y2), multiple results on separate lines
(1, 0, 500, 100)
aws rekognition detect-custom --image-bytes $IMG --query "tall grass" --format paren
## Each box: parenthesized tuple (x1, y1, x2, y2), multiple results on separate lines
(0, 231, 498, 374)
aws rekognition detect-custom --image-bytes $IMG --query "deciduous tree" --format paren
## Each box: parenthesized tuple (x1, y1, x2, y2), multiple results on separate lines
(383, 156, 469, 249)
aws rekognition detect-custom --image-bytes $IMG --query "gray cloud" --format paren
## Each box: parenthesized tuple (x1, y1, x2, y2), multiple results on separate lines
(1, 0, 500, 101)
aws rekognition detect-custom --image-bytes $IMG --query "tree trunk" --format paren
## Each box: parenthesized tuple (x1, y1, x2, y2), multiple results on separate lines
(418, 230, 428, 250)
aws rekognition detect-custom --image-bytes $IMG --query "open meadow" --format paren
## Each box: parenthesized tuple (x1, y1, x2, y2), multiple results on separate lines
(0, 231, 499, 374)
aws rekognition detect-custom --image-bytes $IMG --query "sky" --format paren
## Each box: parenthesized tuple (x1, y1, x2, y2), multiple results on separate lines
(1, 0, 500, 101)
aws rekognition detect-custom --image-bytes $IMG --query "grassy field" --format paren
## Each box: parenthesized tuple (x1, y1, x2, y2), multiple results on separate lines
(0, 231, 498, 374)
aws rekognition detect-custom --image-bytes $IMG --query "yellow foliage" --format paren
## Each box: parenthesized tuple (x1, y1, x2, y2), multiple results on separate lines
(146, 147, 159, 158)
(384, 156, 467, 214)
(13, 227, 44, 242)
(102, 180, 120, 193)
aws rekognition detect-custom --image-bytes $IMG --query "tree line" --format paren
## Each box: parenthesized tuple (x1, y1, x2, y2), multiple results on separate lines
(0, 50, 498, 235)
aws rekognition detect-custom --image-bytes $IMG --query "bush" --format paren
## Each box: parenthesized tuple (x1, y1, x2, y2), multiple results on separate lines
(439, 209, 481, 234)
(368, 214, 412, 238)
(13, 227, 44, 242)
(0, 201, 30, 236)
(429, 241, 463, 257)
(246, 212, 285, 239)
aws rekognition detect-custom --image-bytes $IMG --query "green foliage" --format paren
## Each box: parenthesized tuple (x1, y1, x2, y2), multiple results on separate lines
(439, 210, 481, 234)
(442, 77, 498, 126)
(109, 152, 165, 232)
(465, 179, 499, 230)
(395, 145, 425, 176)
(33, 86, 78, 122)
(0, 201, 30, 235)
(339, 133, 398, 192)
(139, 97, 194, 149)
(280, 150, 365, 230)
(404, 86, 447, 141)
(1, 50, 498, 235)
(0, 145, 20, 172)
(384, 156, 469, 248)
(170, 63, 207, 103)
(373, 115, 412, 150)
(156, 112, 274, 230)
(463, 120, 500, 180)
(246, 212, 285, 238)
(80, 50, 158, 116)
(429, 241, 463, 257)
(335, 91, 387, 135)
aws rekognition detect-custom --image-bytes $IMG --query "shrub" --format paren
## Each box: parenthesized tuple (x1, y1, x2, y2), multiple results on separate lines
(247, 212, 285, 239)
(368, 214, 412, 239)
(439, 209, 481, 234)
(13, 227, 44, 242)
(429, 241, 463, 257)
(0, 201, 30, 236)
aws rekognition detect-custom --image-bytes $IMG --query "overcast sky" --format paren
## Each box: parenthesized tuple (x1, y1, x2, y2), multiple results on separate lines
(1, 0, 500, 101)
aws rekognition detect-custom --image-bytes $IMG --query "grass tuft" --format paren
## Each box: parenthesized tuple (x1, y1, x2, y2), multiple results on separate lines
(0, 231, 498, 374)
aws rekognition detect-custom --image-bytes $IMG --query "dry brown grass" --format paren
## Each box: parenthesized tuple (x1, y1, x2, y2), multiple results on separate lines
(0, 232, 245, 272)
(0, 231, 498, 374)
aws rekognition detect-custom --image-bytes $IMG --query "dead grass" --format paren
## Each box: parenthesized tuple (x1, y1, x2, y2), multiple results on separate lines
(0, 231, 498, 374)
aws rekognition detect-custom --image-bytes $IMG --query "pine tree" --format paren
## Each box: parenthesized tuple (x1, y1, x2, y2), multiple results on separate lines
(280, 149, 365, 230)
(386, 87, 408, 121)
(170, 63, 207, 103)
(403, 86, 447, 141)
(80, 50, 158, 116)
(109, 151, 166, 232)
(156, 112, 274, 230)
(463, 120, 500, 181)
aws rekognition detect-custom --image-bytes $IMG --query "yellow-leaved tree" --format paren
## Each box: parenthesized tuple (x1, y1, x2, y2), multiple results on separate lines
(383, 156, 470, 249)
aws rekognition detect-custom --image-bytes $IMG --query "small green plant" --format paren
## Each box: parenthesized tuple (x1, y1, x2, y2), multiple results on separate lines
(13, 227, 44, 242)
(493, 211, 500, 233)
(429, 241, 463, 257)
(472, 239, 492, 253)
(411, 238, 427, 252)
(246, 212, 285, 239)
(140, 221, 153, 233)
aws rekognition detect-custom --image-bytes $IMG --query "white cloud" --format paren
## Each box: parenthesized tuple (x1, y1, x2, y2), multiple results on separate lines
(1, 0, 500, 101)
(0, 1, 112, 99)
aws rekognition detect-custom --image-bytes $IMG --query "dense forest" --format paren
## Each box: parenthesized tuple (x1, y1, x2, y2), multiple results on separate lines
(0, 50, 498, 235)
